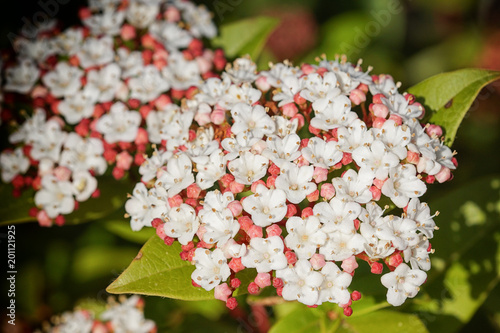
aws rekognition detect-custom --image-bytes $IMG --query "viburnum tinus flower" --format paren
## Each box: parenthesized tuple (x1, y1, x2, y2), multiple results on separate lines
(0, 0, 226, 226)
(124, 54, 457, 313)
(36, 296, 156, 333)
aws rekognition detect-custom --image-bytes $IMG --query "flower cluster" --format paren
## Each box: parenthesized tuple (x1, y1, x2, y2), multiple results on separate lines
(125, 54, 457, 313)
(0, 0, 225, 226)
(36, 296, 155, 333)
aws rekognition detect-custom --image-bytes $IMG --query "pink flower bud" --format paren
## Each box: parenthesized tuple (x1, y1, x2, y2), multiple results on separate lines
(357, 83, 369, 93)
(285, 251, 297, 265)
(341, 256, 359, 273)
(388, 253, 403, 268)
(306, 189, 319, 202)
(369, 186, 381, 201)
(120, 23, 136, 40)
(370, 262, 383, 274)
(266, 224, 282, 237)
(426, 124, 443, 138)
(255, 273, 272, 288)
(342, 152, 353, 165)
(238, 216, 253, 231)
(372, 103, 389, 118)
(255, 76, 271, 92)
(435, 166, 451, 183)
(301, 63, 315, 75)
(286, 204, 297, 218)
(168, 195, 183, 208)
(343, 307, 353, 317)
(351, 290, 362, 301)
(301, 207, 313, 218)
(291, 113, 305, 128)
(248, 282, 260, 295)
(229, 257, 245, 273)
(308, 124, 321, 135)
(186, 183, 202, 199)
(116, 151, 133, 170)
(226, 297, 238, 310)
(372, 117, 386, 129)
(273, 277, 284, 288)
(247, 225, 263, 239)
(349, 89, 366, 105)
(228, 200, 243, 217)
(154, 94, 172, 110)
(268, 162, 280, 176)
(230, 278, 241, 289)
(251, 180, 266, 193)
(373, 178, 386, 189)
(112, 167, 125, 180)
(266, 175, 277, 188)
(313, 167, 328, 183)
(388, 114, 403, 125)
(164, 6, 181, 22)
(37, 210, 52, 227)
(55, 215, 65, 226)
(372, 93, 385, 104)
(214, 283, 232, 302)
(320, 183, 335, 200)
(406, 150, 420, 164)
(156, 224, 166, 239)
(53, 166, 71, 181)
(211, 108, 226, 125)
(282, 102, 299, 117)
(229, 181, 245, 194)
(310, 253, 326, 270)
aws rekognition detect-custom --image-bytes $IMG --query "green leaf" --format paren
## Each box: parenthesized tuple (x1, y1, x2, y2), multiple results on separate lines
(0, 183, 36, 225)
(407, 69, 500, 146)
(337, 310, 428, 333)
(105, 220, 155, 244)
(107, 236, 254, 300)
(269, 307, 322, 333)
(212, 17, 280, 60)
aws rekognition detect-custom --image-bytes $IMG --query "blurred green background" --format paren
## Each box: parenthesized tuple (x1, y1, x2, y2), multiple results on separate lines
(1, 0, 500, 332)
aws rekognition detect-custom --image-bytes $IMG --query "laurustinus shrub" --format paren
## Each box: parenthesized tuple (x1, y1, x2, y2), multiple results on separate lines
(124, 54, 457, 312)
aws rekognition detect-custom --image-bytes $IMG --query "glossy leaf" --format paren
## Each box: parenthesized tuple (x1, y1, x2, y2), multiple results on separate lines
(107, 235, 255, 300)
(337, 310, 428, 333)
(212, 17, 280, 59)
(105, 220, 155, 244)
(269, 307, 322, 333)
(0, 184, 36, 225)
(407, 69, 500, 146)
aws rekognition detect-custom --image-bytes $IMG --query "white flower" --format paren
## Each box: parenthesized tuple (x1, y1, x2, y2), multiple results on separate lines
(198, 190, 235, 216)
(375, 215, 418, 250)
(313, 198, 361, 235)
(95, 102, 141, 143)
(0, 148, 30, 182)
(72, 170, 98, 202)
(195, 77, 232, 106)
(221, 133, 260, 162)
(164, 204, 200, 245)
(162, 52, 201, 90)
(403, 236, 431, 271)
(319, 231, 365, 261)
(9, 108, 47, 144)
(381, 263, 426, 306)
(301, 137, 343, 169)
(149, 21, 192, 51)
(331, 168, 373, 204)
(86, 63, 122, 102)
(180, 2, 217, 38)
(230, 103, 275, 140)
(300, 72, 342, 111)
(223, 57, 258, 84)
(335, 118, 374, 153)
(126, 1, 159, 28)
(117, 48, 144, 78)
(53, 310, 94, 333)
(242, 184, 287, 227)
(275, 164, 316, 204)
(406, 198, 437, 238)
(59, 133, 107, 175)
(58, 86, 99, 124)
(125, 183, 169, 231)
(359, 222, 395, 259)
(369, 74, 399, 97)
(191, 248, 231, 291)
(29, 120, 67, 162)
(155, 153, 194, 197)
(129, 64, 170, 102)
(352, 140, 400, 180)
(3, 59, 39, 94)
(274, 116, 299, 138)
(222, 239, 247, 259)
(272, 74, 303, 106)
(42, 62, 83, 98)
(371, 120, 411, 160)
(196, 149, 227, 190)
(83, 6, 125, 36)
(139, 148, 172, 183)
(284, 216, 327, 259)
(310, 95, 358, 131)
(228, 151, 269, 185)
(53, 27, 83, 55)
(276, 259, 323, 306)
(318, 262, 352, 305)
(185, 127, 219, 164)
(15, 37, 54, 63)
(382, 164, 427, 208)
(100, 295, 156, 333)
(148, 105, 194, 150)
(77, 36, 114, 68)
(219, 83, 262, 109)
(241, 236, 287, 273)
(382, 94, 424, 122)
(261, 134, 301, 168)
(34, 174, 75, 218)
(260, 62, 301, 88)
(200, 206, 239, 246)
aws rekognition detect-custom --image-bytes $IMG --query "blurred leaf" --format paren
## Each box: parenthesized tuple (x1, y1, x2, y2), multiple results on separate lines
(407, 69, 500, 146)
(176, 299, 226, 320)
(269, 307, 322, 333)
(105, 220, 155, 244)
(212, 17, 280, 59)
(0, 184, 36, 225)
(72, 245, 139, 283)
(107, 236, 253, 300)
(337, 310, 428, 333)
(408, 175, 500, 331)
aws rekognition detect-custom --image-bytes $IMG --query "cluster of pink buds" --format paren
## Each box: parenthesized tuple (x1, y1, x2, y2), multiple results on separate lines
(0, 0, 226, 226)
(126, 54, 457, 314)
(37, 296, 155, 333)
